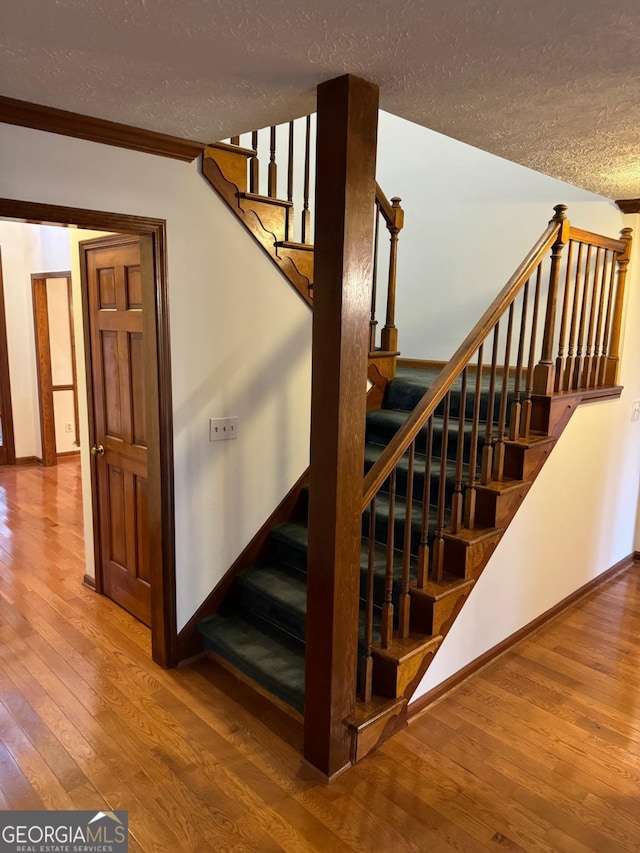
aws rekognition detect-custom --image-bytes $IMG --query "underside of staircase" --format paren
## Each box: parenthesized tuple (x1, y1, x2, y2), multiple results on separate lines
(183, 76, 632, 777)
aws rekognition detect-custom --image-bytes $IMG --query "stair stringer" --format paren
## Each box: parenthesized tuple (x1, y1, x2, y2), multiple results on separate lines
(202, 151, 313, 308)
(347, 391, 587, 760)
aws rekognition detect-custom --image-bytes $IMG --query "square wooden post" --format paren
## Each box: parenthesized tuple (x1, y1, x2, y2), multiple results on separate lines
(304, 74, 379, 779)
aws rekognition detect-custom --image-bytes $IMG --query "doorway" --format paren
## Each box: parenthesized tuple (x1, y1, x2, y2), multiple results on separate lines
(0, 199, 176, 667)
(0, 249, 16, 465)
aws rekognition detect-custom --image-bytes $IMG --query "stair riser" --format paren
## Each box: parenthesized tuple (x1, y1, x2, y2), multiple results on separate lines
(443, 532, 503, 580)
(474, 483, 531, 529)
(409, 585, 473, 636)
(365, 461, 459, 507)
(503, 441, 554, 481)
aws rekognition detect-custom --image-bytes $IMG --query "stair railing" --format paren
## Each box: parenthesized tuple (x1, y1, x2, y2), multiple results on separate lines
(221, 117, 404, 356)
(358, 205, 632, 702)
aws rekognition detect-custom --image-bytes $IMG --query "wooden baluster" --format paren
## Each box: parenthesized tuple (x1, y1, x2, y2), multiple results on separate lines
(464, 346, 483, 529)
(509, 283, 528, 440)
(533, 204, 568, 394)
(451, 368, 467, 534)
(521, 265, 542, 439)
(581, 247, 602, 388)
(493, 304, 514, 482)
(605, 228, 633, 385)
(597, 251, 617, 387)
(268, 125, 277, 198)
(573, 245, 593, 389)
(432, 392, 450, 582)
(250, 131, 259, 194)
(370, 203, 381, 352)
(381, 469, 396, 648)
(417, 417, 433, 588)
(380, 198, 404, 354)
(359, 497, 376, 703)
(590, 249, 610, 388)
(563, 242, 584, 391)
(481, 324, 500, 485)
(230, 135, 240, 146)
(301, 115, 312, 244)
(286, 121, 295, 241)
(398, 443, 415, 639)
(554, 239, 574, 391)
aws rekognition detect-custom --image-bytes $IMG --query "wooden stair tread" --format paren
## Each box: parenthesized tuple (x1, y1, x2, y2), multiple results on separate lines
(443, 525, 503, 545)
(411, 574, 474, 601)
(475, 477, 531, 496)
(372, 632, 442, 663)
(348, 694, 406, 730)
(207, 141, 255, 158)
(276, 240, 314, 251)
(240, 192, 293, 208)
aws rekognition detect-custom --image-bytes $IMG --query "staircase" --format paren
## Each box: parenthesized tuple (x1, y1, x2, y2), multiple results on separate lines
(184, 79, 633, 777)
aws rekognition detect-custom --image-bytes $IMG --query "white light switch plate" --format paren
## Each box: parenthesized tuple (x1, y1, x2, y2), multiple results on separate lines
(209, 417, 238, 441)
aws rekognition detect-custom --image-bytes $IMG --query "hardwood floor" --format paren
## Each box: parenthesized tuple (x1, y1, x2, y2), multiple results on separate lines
(0, 460, 639, 852)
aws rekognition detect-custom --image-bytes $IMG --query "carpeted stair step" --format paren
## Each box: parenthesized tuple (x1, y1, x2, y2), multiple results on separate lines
(366, 409, 477, 463)
(271, 519, 441, 604)
(198, 612, 305, 713)
(364, 442, 462, 505)
(386, 367, 516, 422)
(235, 564, 307, 642)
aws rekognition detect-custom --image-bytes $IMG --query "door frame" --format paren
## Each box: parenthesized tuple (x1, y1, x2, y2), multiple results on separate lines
(0, 197, 176, 668)
(31, 271, 78, 466)
(0, 248, 16, 465)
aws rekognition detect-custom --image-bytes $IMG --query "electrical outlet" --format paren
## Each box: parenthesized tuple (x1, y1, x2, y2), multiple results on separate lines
(209, 417, 238, 442)
(65, 422, 73, 433)
(632, 401, 640, 422)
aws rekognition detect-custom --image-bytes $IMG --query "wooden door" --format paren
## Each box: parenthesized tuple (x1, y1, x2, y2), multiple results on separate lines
(84, 235, 151, 626)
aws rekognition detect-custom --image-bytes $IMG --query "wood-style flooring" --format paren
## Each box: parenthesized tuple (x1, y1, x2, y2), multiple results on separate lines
(0, 460, 639, 852)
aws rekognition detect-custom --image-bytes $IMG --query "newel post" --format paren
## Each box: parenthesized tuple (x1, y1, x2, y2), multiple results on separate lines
(304, 75, 379, 779)
(605, 227, 633, 386)
(534, 204, 570, 394)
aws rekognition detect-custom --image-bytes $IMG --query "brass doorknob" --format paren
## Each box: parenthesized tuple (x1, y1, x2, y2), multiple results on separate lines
(91, 444, 105, 457)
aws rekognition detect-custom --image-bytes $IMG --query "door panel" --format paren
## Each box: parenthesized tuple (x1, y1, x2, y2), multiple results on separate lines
(85, 236, 151, 626)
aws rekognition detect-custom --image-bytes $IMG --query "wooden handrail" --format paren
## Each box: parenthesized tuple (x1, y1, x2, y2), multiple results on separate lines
(568, 227, 627, 254)
(375, 182, 398, 227)
(361, 219, 561, 509)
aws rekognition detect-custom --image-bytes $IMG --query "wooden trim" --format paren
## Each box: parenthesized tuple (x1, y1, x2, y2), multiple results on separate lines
(67, 277, 80, 446)
(615, 199, 640, 214)
(176, 466, 310, 662)
(0, 249, 16, 465)
(0, 198, 176, 670)
(56, 449, 81, 458)
(31, 276, 57, 466)
(30, 270, 72, 279)
(0, 96, 205, 162)
(407, 552, 639, 721)
(304, 74, 380, 779)
(398, 357, 517, 377)
(15, 456, 41, 465)
(82, 573, 96, 590)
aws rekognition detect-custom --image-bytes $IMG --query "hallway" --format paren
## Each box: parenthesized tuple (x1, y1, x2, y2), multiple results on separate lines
(0, 461, 639, 851)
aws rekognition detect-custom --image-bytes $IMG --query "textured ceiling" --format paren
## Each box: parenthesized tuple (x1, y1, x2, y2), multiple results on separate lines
(1, 0, 638, 198)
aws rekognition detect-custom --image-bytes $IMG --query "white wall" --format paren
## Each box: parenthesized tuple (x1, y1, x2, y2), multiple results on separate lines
(376, 111, 625, 361)
(0, 122, 312, 630)
(0, 222, 70, 458)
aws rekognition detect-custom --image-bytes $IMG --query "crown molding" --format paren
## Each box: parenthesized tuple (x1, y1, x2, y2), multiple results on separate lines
(0, 95, 206, 162)
(615, 198, 640, 214)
